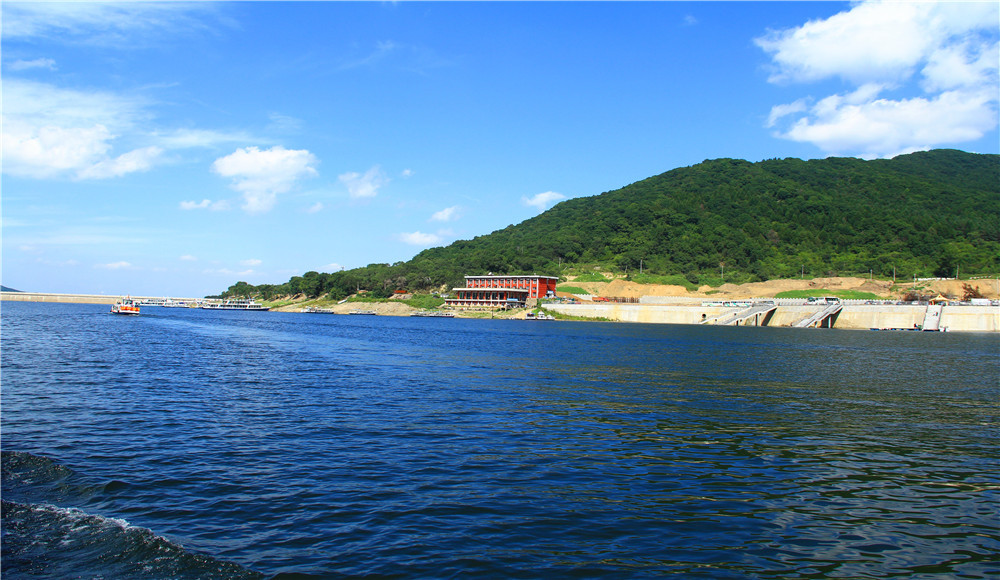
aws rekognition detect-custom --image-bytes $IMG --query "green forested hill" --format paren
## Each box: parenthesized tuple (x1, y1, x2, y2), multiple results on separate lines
(224, 149, 999, 299)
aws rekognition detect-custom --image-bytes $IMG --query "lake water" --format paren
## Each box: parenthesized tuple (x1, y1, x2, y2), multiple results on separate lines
(2, 301, 998, 579)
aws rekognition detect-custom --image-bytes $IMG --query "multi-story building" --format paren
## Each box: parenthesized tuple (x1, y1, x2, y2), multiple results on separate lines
(445, 275, 559, 309)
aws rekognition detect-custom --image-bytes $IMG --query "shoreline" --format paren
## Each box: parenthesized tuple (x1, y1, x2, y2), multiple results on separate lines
(5, 291, 998, 332)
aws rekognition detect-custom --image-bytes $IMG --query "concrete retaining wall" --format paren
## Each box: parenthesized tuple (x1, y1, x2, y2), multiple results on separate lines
(548, 303, 1000, 332)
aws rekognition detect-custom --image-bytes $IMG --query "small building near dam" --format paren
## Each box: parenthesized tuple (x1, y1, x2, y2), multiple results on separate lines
(445, 275, 559, 309)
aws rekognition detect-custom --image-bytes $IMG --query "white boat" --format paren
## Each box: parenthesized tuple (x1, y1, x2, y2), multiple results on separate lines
(410, 311, 455, 317)
(348, 310, 377, 315)
(163, 299, 189, 308)
(201, 298, 270, 311)
(111, 296, 141, 316)
(525, 312, 555, 320)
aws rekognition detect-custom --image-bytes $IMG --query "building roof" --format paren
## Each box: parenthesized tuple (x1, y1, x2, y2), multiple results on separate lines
(464, 274, 558, 280)
(452, 287, 531, 294)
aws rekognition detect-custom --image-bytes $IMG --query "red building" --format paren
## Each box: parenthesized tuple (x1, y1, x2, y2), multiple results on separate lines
(445, 275, 559, 309)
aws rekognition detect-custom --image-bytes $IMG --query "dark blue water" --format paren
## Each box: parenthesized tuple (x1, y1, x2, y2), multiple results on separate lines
(2, 301, 998, 579)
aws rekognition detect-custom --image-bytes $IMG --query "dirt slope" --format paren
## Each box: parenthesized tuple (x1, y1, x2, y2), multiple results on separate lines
(566, 277, 999, 300)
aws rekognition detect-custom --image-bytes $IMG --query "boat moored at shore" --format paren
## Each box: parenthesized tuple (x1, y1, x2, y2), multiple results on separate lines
(201, 298, 270, 311)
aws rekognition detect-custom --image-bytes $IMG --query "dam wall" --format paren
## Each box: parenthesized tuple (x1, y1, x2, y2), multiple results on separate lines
(547, 302, 1000, 332)
(1, 292, 200, 305)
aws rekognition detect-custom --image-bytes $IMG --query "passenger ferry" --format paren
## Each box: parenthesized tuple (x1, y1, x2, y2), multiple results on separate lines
(410, 310, 455, 318)
(200, 298, 270, 311)
(110, 296, 141, 316)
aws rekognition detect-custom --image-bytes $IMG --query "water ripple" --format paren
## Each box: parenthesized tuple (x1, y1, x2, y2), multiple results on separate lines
(2, 302, 998, 578)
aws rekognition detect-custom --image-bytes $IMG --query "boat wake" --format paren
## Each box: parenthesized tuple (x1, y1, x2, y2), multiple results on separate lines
(1, 451, 263, 580)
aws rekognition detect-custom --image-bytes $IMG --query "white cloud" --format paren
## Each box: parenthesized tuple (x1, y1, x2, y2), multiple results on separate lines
(399, 231, 443, 246)
(339, 166, 388, 199)
(212, 146, 318, 213)
(2, 2, 221, 46)
(180, 255, 197, 261)
(180, 199, 211, 210)
(782, 88, 997, 159)
(2, 79, 261, 181)
(240, 258, 262, 267)
(267, 113, 303, 133)
(307, 202, 324, 213)
(757, 0, 999, 158)
(77, 146, 162, 179)
(401, 168, 414, 178)
(522, 191, 566, 211)
(766, 99, 809, 129)
(1, 79, 162, 180)
(97, 261, 132, 270)
(180, 199, 230, 211)
(430, 205, 461, 222)
(151, 128, 252, 149)
(8, 58, 57, 71)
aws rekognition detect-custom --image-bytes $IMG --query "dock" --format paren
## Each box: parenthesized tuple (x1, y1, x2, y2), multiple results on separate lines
(792, 303, 843, 328)
(704, 303, 777, 326)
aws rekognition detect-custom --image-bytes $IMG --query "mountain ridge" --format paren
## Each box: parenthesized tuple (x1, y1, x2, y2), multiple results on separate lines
(223, 149, 999, 300)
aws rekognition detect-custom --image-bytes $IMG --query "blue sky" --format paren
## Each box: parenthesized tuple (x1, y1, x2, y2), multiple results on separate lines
(3, 1, 998, 298)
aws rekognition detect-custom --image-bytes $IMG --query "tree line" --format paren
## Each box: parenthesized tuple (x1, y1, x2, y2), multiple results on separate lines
(221, 149, 999, 299)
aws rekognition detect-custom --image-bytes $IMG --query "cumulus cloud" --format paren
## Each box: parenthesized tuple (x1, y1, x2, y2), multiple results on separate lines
(430, 205, 461, 222)
(3, 79, 174, 180)
(306, 202, 324, 213)
(2, 79, 259, 180)
(339, 166, 388, 199)
(212, 146, 318, 213)
(1, 80, 162, 179)
(756, 0, 999, 158)
(240, 258, 262, 267)
(522, 191, 566, 211)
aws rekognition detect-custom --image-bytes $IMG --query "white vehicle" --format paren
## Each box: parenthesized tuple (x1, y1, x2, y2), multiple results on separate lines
(807, 296, 841, 305)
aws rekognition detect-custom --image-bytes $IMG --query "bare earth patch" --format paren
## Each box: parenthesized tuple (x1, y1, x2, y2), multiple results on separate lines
(567, 276, 999, 300)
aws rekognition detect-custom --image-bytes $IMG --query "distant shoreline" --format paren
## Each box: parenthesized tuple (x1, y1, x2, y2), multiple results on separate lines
(0, 292, 203, 305)
(5, 291, 997, 332)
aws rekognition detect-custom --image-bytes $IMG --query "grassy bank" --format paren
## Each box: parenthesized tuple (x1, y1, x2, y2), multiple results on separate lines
(773, 289, 882, 300)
